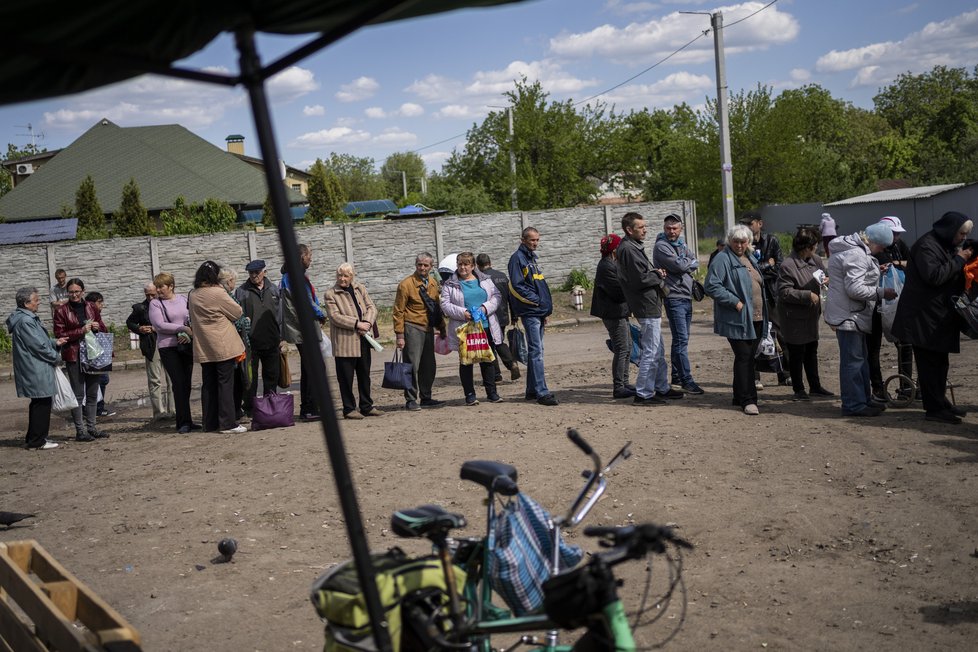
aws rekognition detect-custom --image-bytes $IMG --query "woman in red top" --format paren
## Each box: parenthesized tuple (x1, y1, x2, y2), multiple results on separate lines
(53, 278, 109, 442)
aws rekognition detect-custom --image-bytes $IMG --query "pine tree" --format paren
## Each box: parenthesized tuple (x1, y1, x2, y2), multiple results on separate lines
(306, 158, 330, 223)
(74, 174, 106, 239)
(261, 192, 275, 227)
(114, 178, 152, 236)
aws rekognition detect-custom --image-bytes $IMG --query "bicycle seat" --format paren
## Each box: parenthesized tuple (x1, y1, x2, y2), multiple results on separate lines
(460, 460, 519, 495)
(391, 504, 466, 539)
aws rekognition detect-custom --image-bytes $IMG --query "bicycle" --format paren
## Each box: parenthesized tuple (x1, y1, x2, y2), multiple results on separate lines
(312, 429, 692, 651)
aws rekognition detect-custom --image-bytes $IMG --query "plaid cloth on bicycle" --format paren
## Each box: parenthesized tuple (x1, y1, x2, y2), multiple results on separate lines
(487, 493, 584, 615)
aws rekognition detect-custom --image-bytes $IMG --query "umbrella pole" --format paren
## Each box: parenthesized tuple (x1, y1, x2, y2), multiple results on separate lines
(235, 29, 393, 652)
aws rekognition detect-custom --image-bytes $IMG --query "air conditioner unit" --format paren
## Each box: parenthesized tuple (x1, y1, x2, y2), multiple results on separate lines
(15, 163, 34, 175)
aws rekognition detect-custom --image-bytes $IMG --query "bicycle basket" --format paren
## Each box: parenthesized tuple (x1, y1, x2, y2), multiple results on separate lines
(310, 547, 466, 652)
(542, 562, 617, 630)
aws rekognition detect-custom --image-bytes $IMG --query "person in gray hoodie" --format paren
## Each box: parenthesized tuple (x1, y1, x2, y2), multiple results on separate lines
(824, 223, 897, 417)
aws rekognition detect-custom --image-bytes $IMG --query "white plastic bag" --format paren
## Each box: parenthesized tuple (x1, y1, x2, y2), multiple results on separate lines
(319, 334, 333, 359)
(881, 266, 904, 343)
(756, 321, 776, 358)
(53, 366, 78, 412)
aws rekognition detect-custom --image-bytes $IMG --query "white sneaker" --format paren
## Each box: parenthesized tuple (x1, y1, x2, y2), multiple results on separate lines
(38, 440, 59, 450)
(743, 403, 760, 416)
(220, 425, 248, 434)
(754, 380, 764, 390)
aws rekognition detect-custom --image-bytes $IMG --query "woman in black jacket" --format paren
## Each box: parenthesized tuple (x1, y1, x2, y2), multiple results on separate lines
(893, 212, 975, 424)
(590, 234, 634, 399)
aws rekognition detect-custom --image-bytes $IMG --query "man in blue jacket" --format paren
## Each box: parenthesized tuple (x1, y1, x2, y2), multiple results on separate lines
(508, 227, 558, 406)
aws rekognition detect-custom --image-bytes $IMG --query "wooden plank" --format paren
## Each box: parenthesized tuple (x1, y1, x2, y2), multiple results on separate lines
(0, 551, 87, 652)
(40, 581, 78, 621)
(0, 595, 49, 652)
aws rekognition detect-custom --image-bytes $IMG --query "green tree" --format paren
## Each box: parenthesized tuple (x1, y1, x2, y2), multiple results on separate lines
(261, 192, 275, 227)
(322, 152, 386, 201)
(306, 158, 345, 222)
(113, 177, 152, 237)
(160, 196, 236, 235)
(75, 174, 107, 239)
(1, 143, 47, 198)
(381, 152, 426, 199)
(425, 174, 495, 214)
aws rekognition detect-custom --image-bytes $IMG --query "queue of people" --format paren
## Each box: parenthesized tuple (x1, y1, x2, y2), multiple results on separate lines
(8, 212, 975, 449)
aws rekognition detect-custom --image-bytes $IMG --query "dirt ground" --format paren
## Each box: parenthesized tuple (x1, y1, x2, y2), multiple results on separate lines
(2, 313, 977, 651)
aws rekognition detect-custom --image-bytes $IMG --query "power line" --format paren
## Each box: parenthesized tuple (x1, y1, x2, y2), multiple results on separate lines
(409, 0, 781, 154)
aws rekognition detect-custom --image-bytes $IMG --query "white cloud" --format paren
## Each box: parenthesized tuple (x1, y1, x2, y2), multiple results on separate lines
(335, 116, 360, 127)
(405, 74, 466, 102)
(336, 76, 380, 102)
(372, 128, 418, 146)
(267, 66, 319, 102)
(434, 104, 486, 119)
(290, 127, 371, 148)
(600, 71, 714, 109)
(550, 2, 799, 65)
(399, 102, 425, 117)
(790, 68, 811, 82)
(422, 150, 453, 171)
(814, 8, 978, 88)
(303, 104, 326, 116)
(365, 107, 387, 119)
(897, 3, 919, 15)
(466, 60, 597, 97)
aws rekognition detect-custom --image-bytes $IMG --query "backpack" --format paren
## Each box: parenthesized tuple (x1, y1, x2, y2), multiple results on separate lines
(311, 547, 465, 652)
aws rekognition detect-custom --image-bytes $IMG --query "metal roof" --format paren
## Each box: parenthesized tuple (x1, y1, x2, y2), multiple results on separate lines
(824, 183, 967, 206)
(0, 218, 77, 245)
(343, 199, 398, 215)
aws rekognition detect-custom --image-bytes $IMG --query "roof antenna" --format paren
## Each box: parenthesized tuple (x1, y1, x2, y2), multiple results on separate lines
(15, 123, 45, 149)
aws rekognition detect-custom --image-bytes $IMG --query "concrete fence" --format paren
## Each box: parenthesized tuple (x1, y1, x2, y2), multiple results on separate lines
(2, 200, 695, 329)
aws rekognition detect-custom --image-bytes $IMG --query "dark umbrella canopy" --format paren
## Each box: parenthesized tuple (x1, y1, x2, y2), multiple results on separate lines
(0, 0, 527, 105)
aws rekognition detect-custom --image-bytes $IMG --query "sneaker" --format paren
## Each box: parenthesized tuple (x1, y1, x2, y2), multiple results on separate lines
(842, 406, 882, 417)
(537, 394, 559, 406)
(809, 387, 835, 397)
(524, 393, 539, 401)
(925, 410, 962, 425)
(743, 403, 760, 415)
(682, 381, 705, 395)
(177, 425, 192, 434)
(656, 388, 684, 400)
(487, 394, 504, 403)
(96, 409, 116, 418)
(868, 399, 887, 412)
(405, 401, 421, 412)
(75, 433, 95, 442)
(29, 440, 59, 450)
(754, 380, 764, 390)
(793, 391, 810, 401)
(89, 430, 110, 439)
(362, 407, 383, 417)
(189, 423, 203, 431)
(300, 413, 320, 422)
(420, 398, 445, 408)
(947, 405, 967, 417)
(344, 411, 365, 420)
(220, 425, 248, 434)
(870, 391, 887, 403)
(613, 387, 636, 399)
(510, 366, 521, 381)
(494, 375, 504, 383)
(778, 376, 792, 386)
(465, 394, 480, 406)
(633, 395, 665, 406)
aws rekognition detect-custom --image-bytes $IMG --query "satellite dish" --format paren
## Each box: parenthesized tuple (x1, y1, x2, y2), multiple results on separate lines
(279, 159, 287, 180)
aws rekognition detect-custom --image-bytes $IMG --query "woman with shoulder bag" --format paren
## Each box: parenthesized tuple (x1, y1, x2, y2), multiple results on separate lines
(590, 234, 634, 399)
(53, 277, 109, 441)
(149, 271, 200, 434)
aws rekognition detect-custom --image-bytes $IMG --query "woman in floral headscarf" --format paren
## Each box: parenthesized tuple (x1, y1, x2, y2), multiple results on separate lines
(590, 234, 633, 399)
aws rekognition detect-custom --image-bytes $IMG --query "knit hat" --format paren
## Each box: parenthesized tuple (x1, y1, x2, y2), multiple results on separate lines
(865, 222, 894, 246)
(600, 233, 622, 257)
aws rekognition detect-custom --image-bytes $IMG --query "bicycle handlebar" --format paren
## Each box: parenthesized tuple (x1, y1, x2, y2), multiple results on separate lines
(567, 428, 593, 456)
(584, 523, 693, 562)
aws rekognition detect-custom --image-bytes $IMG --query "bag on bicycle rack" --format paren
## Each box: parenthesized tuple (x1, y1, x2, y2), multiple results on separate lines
(487, 493, 584, 616)
(310, 547, 466, 652)
(542, 561, 618, 630)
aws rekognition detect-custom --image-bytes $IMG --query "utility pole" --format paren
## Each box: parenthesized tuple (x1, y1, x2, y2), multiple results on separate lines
(712, 11, 735, 232)
(508, 106, 517, 210)
(394, 170, 407, 198)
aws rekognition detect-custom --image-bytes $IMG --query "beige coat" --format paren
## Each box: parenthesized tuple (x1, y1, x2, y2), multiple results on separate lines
(187, 286, 244, 363)
(324, 282, 377, 358)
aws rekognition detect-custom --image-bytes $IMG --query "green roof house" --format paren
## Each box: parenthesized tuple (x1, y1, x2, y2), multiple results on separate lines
(0, 119, 305, 222)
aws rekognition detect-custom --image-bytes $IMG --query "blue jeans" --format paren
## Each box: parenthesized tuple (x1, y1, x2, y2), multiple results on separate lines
(521, 315, 549, 397)
(836, 330, 871, 413)
(636, 317, 669, 399)
(664, 298, 693, 385)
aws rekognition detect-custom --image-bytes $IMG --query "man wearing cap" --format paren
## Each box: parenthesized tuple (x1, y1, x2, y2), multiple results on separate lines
(652, 213, 703, 394)
(617, 212, 684, 405)
(742, 211, 790, 386)
(867, 216, 912, 401)
(236, 259, 282, 415)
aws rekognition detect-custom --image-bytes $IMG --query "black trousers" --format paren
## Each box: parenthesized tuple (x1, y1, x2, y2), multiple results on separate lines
(201, 358, 237, 431)
(729, 322, 762, 407)
(868, 310, 913, 392)
(249, 346, 281, 402)
(785, 341, 823, 393)
(26, 397, 53, 448)
(335, 340, 373, 415)
(490, 341, 516, 380)
(296, 341, 319, 416)
(461, 339, 499, 399)
(913, 346, 953, 414)
(159, 346, 195, 430)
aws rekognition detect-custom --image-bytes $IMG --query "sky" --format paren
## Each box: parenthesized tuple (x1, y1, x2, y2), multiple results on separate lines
(2, 1, 977, 175)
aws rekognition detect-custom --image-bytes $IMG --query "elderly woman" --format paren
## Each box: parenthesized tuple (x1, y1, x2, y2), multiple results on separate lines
(53, 277, 109, 441)
(440, 251, 504, 406)
(324, 263, 382, 419)
(188, 261, 246, 434)
(824, 224, 897, 417)
(217, 266, 251, 420)
(149, 272, 199, 434)
(893, 212, 975, 424)
(704, 224, 768, 415)
(590, 234, 633, 399)
(7, 287, 68, 449)
(777, 227, 834, 401)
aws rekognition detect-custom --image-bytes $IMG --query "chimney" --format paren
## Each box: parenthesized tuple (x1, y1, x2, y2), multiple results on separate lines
(225, 134, 245, 155)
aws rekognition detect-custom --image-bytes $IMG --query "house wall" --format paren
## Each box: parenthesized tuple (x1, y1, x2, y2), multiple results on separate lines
(1, 200, 694, 329)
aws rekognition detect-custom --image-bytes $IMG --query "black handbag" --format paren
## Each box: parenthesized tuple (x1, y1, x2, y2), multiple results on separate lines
(419, 282, 443, 328)
(382, 349, 414, 390)
(507, 326, 528, 365)
(691, 278, 706, 302)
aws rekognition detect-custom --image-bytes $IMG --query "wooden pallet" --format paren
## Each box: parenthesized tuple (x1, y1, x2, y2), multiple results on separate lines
(0, 540, 141, 651)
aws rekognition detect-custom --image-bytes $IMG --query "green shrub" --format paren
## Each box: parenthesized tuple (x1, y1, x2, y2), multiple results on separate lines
(0, 327, 11, 354)
(559, 267, 593, 291)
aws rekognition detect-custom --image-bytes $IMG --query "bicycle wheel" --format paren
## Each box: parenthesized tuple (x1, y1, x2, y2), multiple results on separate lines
(883, 374, 916, 408)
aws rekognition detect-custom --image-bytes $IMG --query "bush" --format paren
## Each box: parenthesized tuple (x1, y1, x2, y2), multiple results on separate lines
(160, 196, 236, 235)
(559, 267, 593, 291)
(0, 327, 10, 355)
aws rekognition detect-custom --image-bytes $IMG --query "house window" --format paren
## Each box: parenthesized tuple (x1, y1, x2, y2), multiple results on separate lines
(291, 184, 301, 191)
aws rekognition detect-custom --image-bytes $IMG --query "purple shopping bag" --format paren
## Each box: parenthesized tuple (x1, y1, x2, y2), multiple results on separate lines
(251, 393, 295, 431)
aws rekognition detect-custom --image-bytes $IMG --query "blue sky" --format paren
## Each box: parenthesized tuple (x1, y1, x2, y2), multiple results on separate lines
(2, 1, 976, 174)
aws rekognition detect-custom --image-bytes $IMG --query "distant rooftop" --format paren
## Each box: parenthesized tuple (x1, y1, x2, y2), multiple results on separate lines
(825, 183, 967, 206)
(0, 218, 78, 245)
